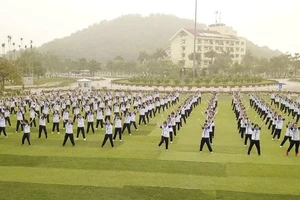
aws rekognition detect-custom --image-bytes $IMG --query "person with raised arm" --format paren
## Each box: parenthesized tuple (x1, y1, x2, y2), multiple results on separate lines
(157, 121, 170, 151)
(101, 119, 114, 148)
(62, 119, 75, 146)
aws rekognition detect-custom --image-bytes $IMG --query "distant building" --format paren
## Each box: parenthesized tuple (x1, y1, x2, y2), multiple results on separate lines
(169, 24, 246, 68)
(23, 76, 33, 86)
(77, 79, 92, 92)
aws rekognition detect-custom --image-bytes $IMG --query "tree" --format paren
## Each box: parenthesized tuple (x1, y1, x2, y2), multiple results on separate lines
(152, 49, 167, 61)
(188, 53, 202, 65)
(88, 59, 101, 76)
(0, 58, 22, 89)
(138, 51, 150, 64)
(204, 50, 218, 64)
(114, 55, 125, 62)
(212, 51, 232, 74)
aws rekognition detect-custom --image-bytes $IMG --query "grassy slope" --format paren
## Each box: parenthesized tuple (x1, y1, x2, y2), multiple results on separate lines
(0, 94, 299, 200)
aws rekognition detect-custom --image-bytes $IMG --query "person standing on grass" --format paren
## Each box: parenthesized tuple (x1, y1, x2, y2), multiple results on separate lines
(86, 110, 95, 134)
(95, 108, 104, 130)
(113, 114, 122, 141)
(273, 115, 285, 140)
(199, 122, 213, 154)
(21, 119, 31, 145)
(38, 114, 48, 139)
(247, 124, 261, 156)
(286, 123, 300, 156)
(15, 108, 24, 133)
(0, 113, 7, 138)
(62, 119, 75, 146)
(122, 112, 131, 135)
(29, 108, 37, 127)
(158, 121, 170, 151)
(101, 119, 114, 148)
(280, 122, 292, 148)
(52, 110, 60, 134)
(4, 107, 11, 126)
(244, 121, 253, 146)
(76, 114, 86, 141)
(130, 111, 138, 131)
(62, 109, 69, 129)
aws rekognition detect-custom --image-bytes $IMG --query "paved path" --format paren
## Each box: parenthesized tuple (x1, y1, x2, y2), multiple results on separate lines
(24, 77, 300, 93)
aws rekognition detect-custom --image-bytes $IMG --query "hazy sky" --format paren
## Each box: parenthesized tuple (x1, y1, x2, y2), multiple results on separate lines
(1, 0, 300, 54)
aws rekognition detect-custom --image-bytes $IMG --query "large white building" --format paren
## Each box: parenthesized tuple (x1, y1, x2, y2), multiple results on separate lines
(169, 24, 246, 68)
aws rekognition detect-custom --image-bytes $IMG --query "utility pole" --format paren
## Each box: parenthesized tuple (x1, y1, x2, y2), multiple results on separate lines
(192, 0, 198, 77)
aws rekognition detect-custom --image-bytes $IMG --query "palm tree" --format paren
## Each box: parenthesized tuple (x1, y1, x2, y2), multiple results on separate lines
(152, 49, 167, 61)
(204, 50, 218, 64)
(138, 51, 149, 64)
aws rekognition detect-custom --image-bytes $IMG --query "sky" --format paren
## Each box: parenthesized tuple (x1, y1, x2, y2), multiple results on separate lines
(1, 0, 300, 54)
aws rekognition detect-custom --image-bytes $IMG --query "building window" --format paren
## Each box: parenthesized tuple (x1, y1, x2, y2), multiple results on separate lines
(197, 46, 202, 51)
(236, 41, 239, 45)
(241, 42, 244, 45)
(197, 39, 201, 44)
(181, 39, 186, 44)
(241, 48, 244, 52)
(182, 46, 186, 51)
(236, 48, 239, 51)
(181, 53, 186, 58)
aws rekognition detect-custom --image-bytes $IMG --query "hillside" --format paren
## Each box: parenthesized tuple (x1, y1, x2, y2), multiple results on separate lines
(39, 14, 281, 61)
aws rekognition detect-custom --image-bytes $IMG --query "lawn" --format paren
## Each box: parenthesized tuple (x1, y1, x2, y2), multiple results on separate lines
(0, 94, 299, 200)
(33, 77, 77, 86)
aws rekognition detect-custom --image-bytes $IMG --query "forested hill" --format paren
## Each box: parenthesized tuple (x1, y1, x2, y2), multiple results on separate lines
(39, 14, 281, 61)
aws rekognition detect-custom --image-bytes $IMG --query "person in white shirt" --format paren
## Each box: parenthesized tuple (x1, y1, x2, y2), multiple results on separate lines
(138, 105, 147, 126)
(101, 120, 114, 148)
(244, 121, 253, 146)
(199, 123, 213, 153)
(158, 121, 170, 151)
(130, 111, 138, 131)
(122, 112, 131, 135)
(15, 108, 24, 132)
(95, 109, 104, 130)
(38, 114, 48, 139)
(247, 124, 261, 156)
(286, 123, 300, 156)
(29, 108, 37, 127)
(4, 107, 11, 126)
(52, 110, 60, 134)
(21, 119, 31, 145)
(273, 115, 285, 140)
(0, 113, 7, 138)
(62, 119, 75, 146)
(86, 111, 95, 134)
(113, 114, 123, 141)
(280, 122, 292, 148)
(76, 114, 86, 141)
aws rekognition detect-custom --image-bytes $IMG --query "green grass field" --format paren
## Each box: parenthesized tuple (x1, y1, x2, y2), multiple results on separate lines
(0, 94, 299, 200)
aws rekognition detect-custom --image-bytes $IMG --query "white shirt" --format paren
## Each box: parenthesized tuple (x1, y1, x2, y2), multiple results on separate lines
(291, 127, 300, 141)
(0, 117, 5, 127)
(275, 118, 285, 129)
(105, 123, 113, 134)
(202, 127, 210, 138)
(65, 123, 73, 134)
(251, 128, 261, 140)
(53, 114, 60, 123)
(77, 118, 84, 127)
(115, 118, 122, 128)
(160, 125, 170, 137)
(23, 124, 30, 133)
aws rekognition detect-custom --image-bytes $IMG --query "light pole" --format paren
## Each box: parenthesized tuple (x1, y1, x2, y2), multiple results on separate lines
(192, 0, 198, 77)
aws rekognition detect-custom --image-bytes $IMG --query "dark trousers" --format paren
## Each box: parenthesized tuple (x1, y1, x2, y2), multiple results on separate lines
(169, 131, 174, 142)
(240, 127, 246, 139)
(113, 127, 122, 140)
(22, 133, 30, 145)
(287, 140, 300, 154)
(52, 122, 60, 132)
(280, 136, 291, 147)
(139, 115, 146, 125)
(271, 125, 276, 135)
(122, 123, 131, 134)
(158, 136, 169, 150)
(30, 118, 36, 127)
(96, 119, 103, 129)
(244, 134, 252, 146)
(76, 127, 85, 138)
(102, 134, 114, 147)
(16, 120, 23, 132)
(209, 132, 213, 144)
(105, 116, 111, 121)
(200, 138, 212, 152)
(38, 125, 47, 138)
(181, 114, 186, 124)
(130, 121, 137, 130)
(0, 127, 7, 136)
(87, 122, 95, 133)
(248, 140, 260, 155)
(5, 117, 11, 126)
(273, 129, 282, 139)
(176, 122, 181, 131)
(155, 106, 160, 114)
(172, 125, 176, 136)
(62, 134, 75, 146)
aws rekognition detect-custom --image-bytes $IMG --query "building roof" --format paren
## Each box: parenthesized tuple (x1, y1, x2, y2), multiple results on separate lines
(169, 28, 239, 41)
(77, 79, 91, 82)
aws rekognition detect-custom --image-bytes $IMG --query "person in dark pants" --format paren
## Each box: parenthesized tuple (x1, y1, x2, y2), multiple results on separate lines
(38, 114, 47, 139)
(248, 124, 261, 156)
(76, 114, 86, 141)
(158, 121, 170, 151)
(101, 120, 114, 148)
(286, 123, 300, 156)
(199, 123, 213, 153)
(244, 122, 253, 146)
(0, 113, 7, 138)
(122, 112, 131, 135)
(62, 119, 75, 146)
(113, 114, 122, 141)
(21, 120, 31, 145)
(280, 123, 292, 148)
